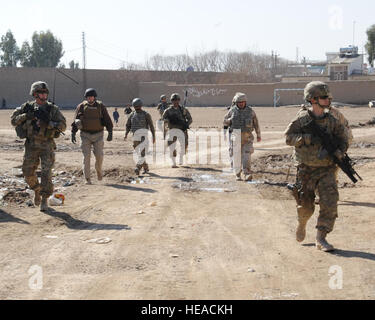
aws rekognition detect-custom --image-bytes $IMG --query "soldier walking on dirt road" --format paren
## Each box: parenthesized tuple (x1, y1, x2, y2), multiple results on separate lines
(284, 81, 349, 252)
(124, 98, 155, 175)
(10, 81, 66, 211)
(223, 92, 261, 181)
(162, 93, 192, 167)
(71, 88, 113, 185)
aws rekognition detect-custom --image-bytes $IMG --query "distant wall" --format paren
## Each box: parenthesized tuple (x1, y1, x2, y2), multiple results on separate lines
(0, 67, 252, 109)
(1, 67, 375, 108)
(140, 80, 375, 106)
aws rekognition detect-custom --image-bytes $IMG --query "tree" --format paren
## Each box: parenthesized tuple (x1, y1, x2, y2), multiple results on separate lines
(366, 24, 375, 67)
(20, 30, 64, 67)
(19, 41, 34, 67)
(69, 60, 79, 69)
(0, 30, 20, 67)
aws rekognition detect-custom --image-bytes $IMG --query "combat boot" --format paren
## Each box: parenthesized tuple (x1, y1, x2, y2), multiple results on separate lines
(143, 164, 149, 174)
(97, 170, 103, 181)
(34, 189, 41, 206)
(40, 196, 49, 212)
(244, 174, 253, 181)
(85, 179, 92, 185)
(135, 167, 140, 176)
(296, 219, 307, 242)
(316, 229, 335, 252)
(236, 172, 242, 181)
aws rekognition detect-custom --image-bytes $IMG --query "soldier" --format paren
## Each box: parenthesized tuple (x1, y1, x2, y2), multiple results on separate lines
(162, 93, 193, 167)
(71, 88, 113, 185)
(157, 94, 169, 118)
(296, 84, 353, 145)
(10, 81, 66, 211)
(156, 94, 169, 137)
(284, 81, 349, 252)
(124, 98, 155, 175)
(223, 93, 261, 181)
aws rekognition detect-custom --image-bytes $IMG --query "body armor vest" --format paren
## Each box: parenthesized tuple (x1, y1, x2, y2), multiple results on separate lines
(130, 111, 148, 133)
(294, 110, 336, 167)
(81, 102, 104, 133)
(231, 106, 253, 132)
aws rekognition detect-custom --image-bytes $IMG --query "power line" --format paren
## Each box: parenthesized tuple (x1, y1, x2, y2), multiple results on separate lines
(86, 46, 126, 63)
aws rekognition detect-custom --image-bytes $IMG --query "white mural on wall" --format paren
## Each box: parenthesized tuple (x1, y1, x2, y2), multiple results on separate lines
(187, 87, 227, 98)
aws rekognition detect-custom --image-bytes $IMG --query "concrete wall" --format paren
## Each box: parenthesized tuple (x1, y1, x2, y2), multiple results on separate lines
(0, 67, 253, 109)
(140, 80, 375, 106)
(1, 67, 375, 108)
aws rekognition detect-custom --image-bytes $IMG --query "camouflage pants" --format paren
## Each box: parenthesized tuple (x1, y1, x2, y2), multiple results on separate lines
(80, 131, 104, 181)
(133, 136, 149, 170)
(22, 139, 56, 197)
(229, 131, 254, 175)
(295, 164, 339, 233)
(167, 130, 188, 158)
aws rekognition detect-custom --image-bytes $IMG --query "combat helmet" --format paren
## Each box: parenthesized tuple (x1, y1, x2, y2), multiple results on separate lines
(30, 81, 49, 96)
(304, 81, 332, 103)
(170, 93, 181, 101)
(84, 88, 97, 98)
(132, 98, 143, 107)
(233, 92, 247, 104)
(160, 94, 167, 101)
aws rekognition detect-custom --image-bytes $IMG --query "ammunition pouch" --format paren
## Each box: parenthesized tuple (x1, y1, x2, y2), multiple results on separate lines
(15, 122, 27, 139)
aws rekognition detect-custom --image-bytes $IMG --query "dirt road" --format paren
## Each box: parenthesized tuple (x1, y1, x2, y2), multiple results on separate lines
(0, 107, 375, 300)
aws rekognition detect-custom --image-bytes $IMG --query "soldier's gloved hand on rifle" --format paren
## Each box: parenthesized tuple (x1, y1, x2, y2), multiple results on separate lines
(71, 132, 76, 144)
(26, 110, 35, 120)
(334, 149, 345, 160)
(107, 131, 113, 142)
(303, 134, 320, 146)
(47, 121, 58, 130)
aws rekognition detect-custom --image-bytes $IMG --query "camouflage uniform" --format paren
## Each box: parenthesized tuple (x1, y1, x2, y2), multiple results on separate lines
(125, 108, 155, 174)
(297, 104, 353, 144)
(223, 94, 260, 179)
(11, 101, 66, 199)
(162, 103, 192, 164)
(156, 100, 169, 134)
(285, 106, 348, 244)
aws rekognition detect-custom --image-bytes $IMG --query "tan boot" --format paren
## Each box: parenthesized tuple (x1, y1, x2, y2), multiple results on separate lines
(244, 174, 253, 181)
(316, 229, 335, 252)
(296, 219, 307, 242)
(97, 170, 103, 181)
(40, 196, 49, 212)
(34, 189, 41, 206)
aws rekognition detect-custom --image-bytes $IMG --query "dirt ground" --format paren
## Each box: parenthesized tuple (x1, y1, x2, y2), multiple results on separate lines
(0, 105, 375, 300)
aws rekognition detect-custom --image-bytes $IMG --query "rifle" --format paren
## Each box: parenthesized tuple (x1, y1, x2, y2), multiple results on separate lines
(303, 112, 362, 183)
(33, 104, 65, 136)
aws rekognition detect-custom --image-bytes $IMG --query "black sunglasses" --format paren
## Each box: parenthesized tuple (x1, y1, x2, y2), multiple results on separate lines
(318, 95, 329, 100)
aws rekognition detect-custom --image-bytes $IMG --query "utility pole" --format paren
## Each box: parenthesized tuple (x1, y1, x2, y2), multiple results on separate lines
(82, 32, 87, 93)
(296, 47, 299, 63)
(353, 21, 356, 47)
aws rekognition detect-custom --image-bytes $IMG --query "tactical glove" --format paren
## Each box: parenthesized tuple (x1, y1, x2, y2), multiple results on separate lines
(26, 110, 35, 120)
(107, 131, 113, 142)
(71, 132, 76, 144)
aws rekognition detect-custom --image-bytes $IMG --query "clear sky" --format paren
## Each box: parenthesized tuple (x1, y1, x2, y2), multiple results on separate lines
(2, 0, 374, 69)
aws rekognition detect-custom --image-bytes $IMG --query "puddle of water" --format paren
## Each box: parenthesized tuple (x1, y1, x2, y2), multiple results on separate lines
(247, 180, 266, 185)
(199, 187, 234, 193)
(192, 174, 226, 184)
